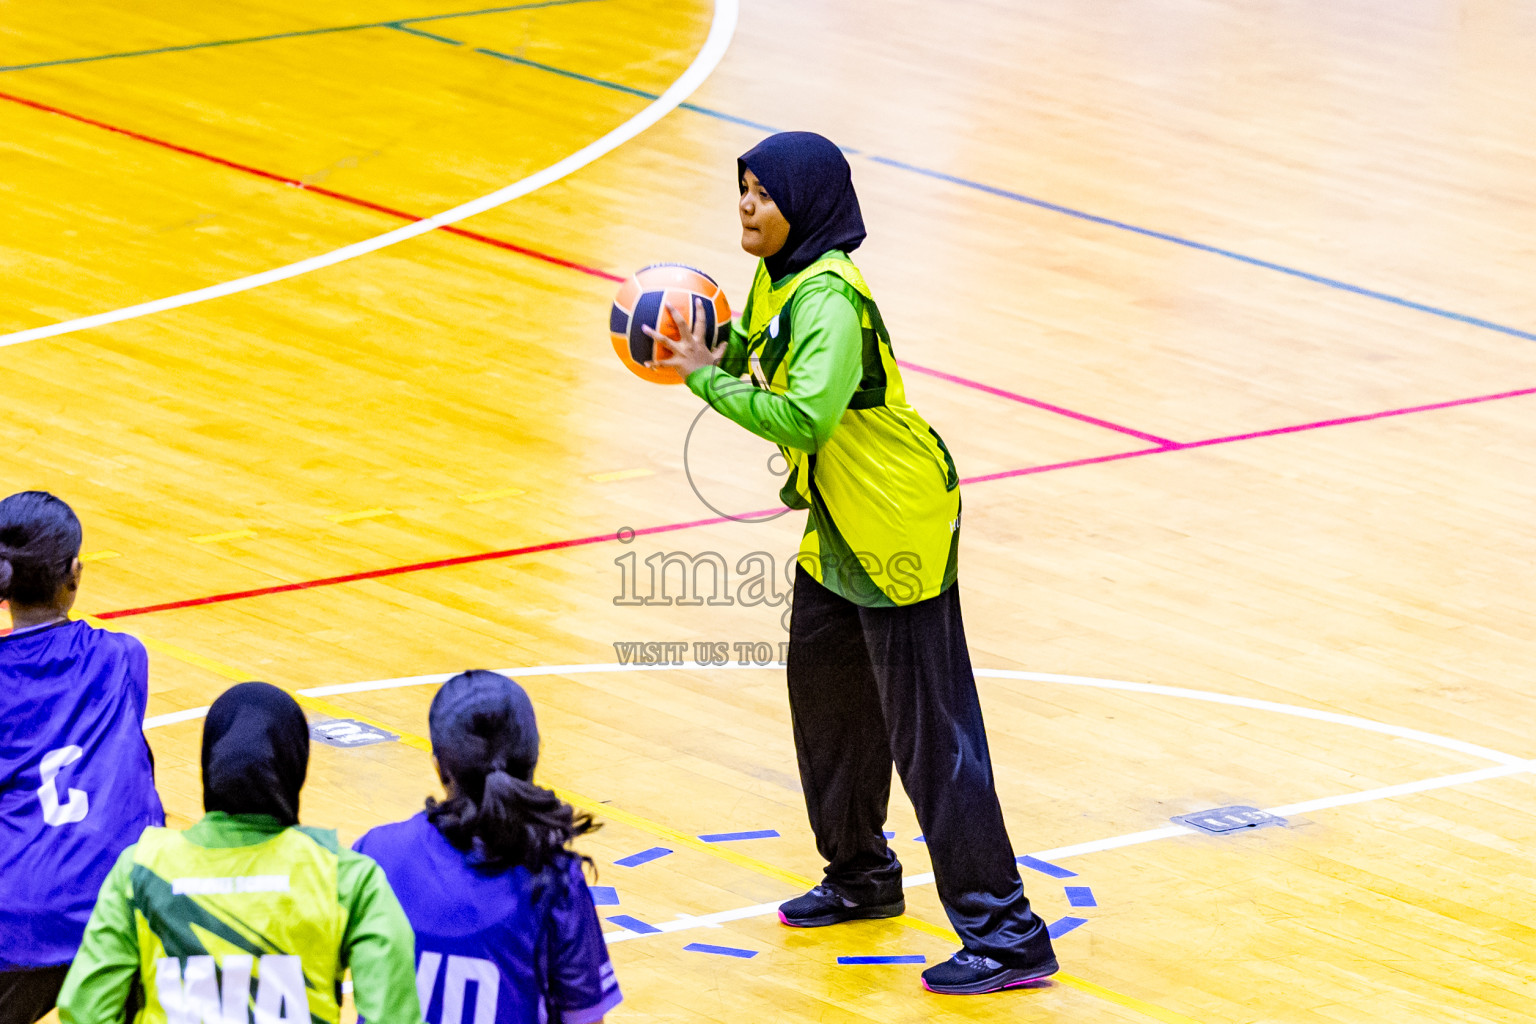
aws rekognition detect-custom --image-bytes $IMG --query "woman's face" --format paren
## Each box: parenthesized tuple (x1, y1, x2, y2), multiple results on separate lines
(739, 168, 791, 258)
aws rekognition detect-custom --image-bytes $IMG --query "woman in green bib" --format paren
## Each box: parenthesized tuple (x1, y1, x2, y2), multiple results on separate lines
(57, 682, 423, 1023)
(651, 132, 1057, 995)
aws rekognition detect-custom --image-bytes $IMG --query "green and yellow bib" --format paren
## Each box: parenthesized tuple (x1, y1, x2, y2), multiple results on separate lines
(128, 826, 346, 1024)
(739, 252, 960, 607)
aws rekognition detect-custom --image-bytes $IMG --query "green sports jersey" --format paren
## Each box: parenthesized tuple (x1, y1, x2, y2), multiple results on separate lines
(688, 251, 960, 607)
(57, 812, 422, 1024)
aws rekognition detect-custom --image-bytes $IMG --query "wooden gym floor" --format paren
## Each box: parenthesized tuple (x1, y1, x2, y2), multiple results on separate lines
(4, 1, 1535, 1021)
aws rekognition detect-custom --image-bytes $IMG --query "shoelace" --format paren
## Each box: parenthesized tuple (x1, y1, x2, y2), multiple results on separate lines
(953, 951, 1003, 970)
(809, 884, 860, 908)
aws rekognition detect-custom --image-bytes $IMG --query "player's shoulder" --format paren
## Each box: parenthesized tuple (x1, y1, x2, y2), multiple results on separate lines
(352, 811, 429, 860)
(789, 269, 865, 317)
(74, 618, 148, 660)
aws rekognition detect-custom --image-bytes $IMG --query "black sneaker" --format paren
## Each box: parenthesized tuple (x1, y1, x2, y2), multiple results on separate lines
(921, 949, 1059, 994)
(777, 885, 905, 928)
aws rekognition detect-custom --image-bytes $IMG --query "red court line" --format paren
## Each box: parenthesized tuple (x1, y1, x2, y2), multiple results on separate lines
(95, 509, 784, 620)
(898, 359, 1179, 446)
(6, 88, 1175, 436)
(95, 385, 1535, 620)
(0, 89, 623, 283)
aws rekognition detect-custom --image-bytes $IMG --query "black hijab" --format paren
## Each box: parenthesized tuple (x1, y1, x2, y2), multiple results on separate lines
(738, 131, 866, 281)
(202, 682, 309, 826)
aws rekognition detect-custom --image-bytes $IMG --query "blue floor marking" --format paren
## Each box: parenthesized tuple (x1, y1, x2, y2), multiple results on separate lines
(685, 943, 758, 958)
(867, 157, 1536, 344)
(467, 44, 780, 131)
(605, 914, 660, 934)
(589, 885, 619, 906)
(1019, 855, 1078, 879)
(838, 955, 926, 965)
(389, 25, 465, 46)
(0, 0, 602, 73)
(698, 829, 779, 842)
(1048, 916, 1088, 939)
(390, 29, 1536, 346)
(614, 846, 671, 868)
(1064, 885, 1097, 908)
(474, 48, 657, 99)
(13, 6, 1531, 348)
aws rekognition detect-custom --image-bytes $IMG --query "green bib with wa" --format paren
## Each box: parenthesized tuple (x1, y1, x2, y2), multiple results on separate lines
(739, 252, 960, 607)
(128, 826, 346, 1024)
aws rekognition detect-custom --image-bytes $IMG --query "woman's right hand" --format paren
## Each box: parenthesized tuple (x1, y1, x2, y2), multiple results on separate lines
(646, 298, 721, 379)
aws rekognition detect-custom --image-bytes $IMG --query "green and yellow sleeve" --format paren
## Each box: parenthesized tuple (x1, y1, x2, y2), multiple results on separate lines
(338, 849, 423, 1024)
(686, 283, 863, 453)
(57, 847, 139, 1024)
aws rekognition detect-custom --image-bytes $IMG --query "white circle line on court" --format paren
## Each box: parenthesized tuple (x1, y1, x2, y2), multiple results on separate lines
(0, 0, 740, 350)
(294, 661, 1528, 766)
(144, 661, 1536, 945)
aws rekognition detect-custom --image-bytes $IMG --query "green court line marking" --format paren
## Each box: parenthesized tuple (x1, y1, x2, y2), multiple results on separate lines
(390, 25, 466, 46)
(462, 43, 779, 131)
(0, 0, 602, 73)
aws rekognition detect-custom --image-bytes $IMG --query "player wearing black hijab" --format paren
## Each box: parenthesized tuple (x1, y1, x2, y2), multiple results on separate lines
(58, 683, 423, 1023)
(653, 131, 1058, 995)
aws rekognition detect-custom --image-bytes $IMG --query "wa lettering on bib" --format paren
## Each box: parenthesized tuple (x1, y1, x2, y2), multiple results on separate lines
(129, 827, 345, 1024)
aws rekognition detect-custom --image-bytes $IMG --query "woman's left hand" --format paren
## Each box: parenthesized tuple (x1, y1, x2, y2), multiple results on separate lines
(646, 298, 720, 379)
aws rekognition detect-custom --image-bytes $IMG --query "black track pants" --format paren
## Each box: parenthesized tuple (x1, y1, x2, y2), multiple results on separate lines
(785, 567, 1053, 965)
(0, 965, 68, 1024)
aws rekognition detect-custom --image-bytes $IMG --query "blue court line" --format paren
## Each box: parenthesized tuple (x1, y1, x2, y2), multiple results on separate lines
(589, 885, 619, 906)
(605, 914, 660, 934)
(614, 846, 671, 867)
(684, 943, 758, 958)
(386, 29, 1536, 345)
(390, 25, 467, 47)
(1018, 855, 1078, 879)
(838, 955, 926, 965)
(1048, 916, 1088, 939)
(456, 42, 781, 131)
(0, 0, 603, 73)
(867, 157, 1536, 345)
(16, 2, 1528, 346)
(1064, 885, 1097, 908)
(698, 829, 779, 842)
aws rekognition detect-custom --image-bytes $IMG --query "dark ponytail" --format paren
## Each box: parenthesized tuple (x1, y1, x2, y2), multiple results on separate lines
(426, 768, 595, 873)
(0, 492, 82, 606)
(425, 670, 597, 873)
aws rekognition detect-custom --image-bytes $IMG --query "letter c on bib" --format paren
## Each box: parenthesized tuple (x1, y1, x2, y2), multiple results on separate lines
(38, 745, 89, 826)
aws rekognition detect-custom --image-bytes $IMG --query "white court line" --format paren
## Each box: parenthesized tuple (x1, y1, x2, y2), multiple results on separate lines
(976, 668, 1528, 767)
(144, 706, 211, 729)
(301, 661, 1527, 767)
(606, 759, 1536, 945)
(159, 660, 1536, 945)
(0, 1, 740, 349)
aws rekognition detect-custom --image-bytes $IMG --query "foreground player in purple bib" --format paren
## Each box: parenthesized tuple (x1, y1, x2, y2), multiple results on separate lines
(355, 670, 622, 1024)
(0, 492, 164, 1024)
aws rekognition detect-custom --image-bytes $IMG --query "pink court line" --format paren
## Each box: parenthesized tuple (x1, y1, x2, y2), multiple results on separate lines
(963, 385, 1536, 485)
(94, 385, 1534, 620)
(899, 360, 1179, 448)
